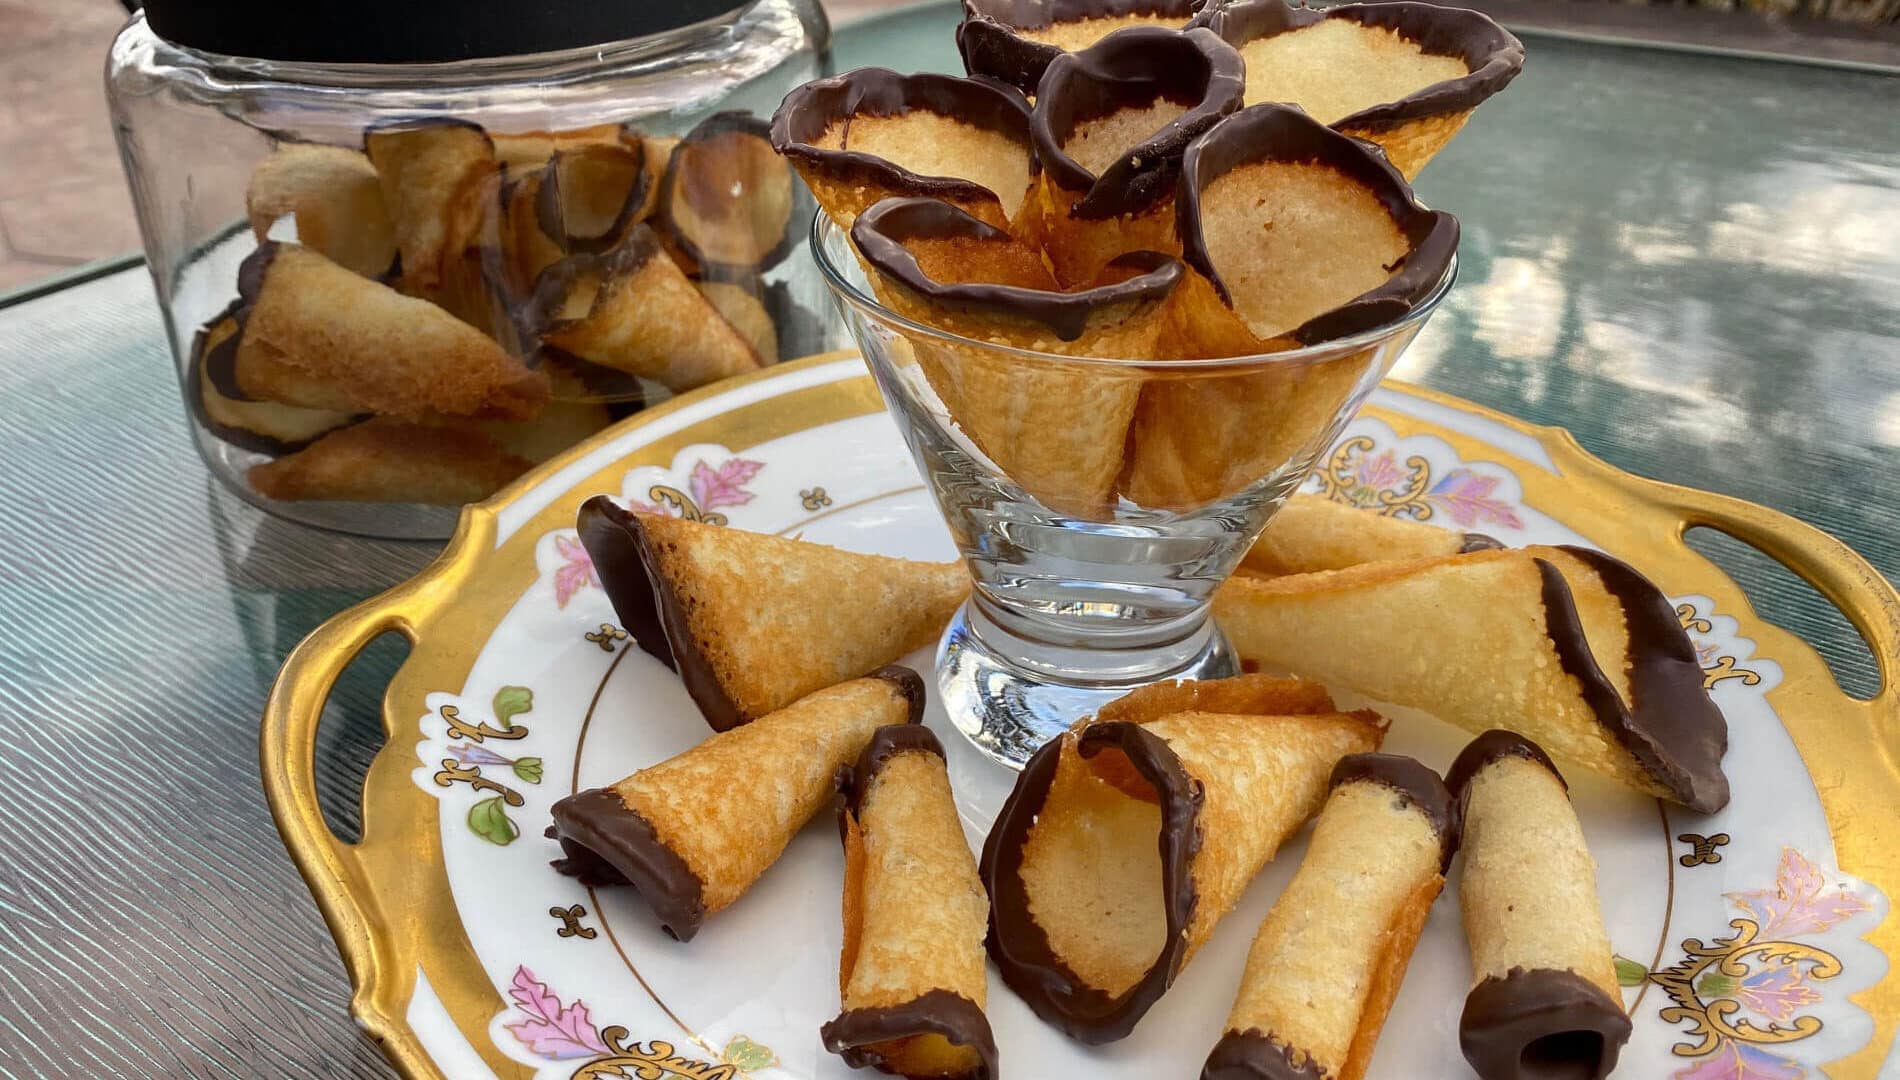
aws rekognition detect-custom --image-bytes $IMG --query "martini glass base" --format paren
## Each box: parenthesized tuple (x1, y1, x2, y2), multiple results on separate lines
(936, 599, 1239, 770)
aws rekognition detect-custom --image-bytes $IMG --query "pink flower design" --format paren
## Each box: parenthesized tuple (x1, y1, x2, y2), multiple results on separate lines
(1735, 962, 1823, 1024)
(1353, 449, 1404, 492)
(690, 457, 765, 511)
(1425, 469, 1524, 529)
(552, 534, 597, 609)
(1729, 848, 1872, 938)
(503, 966, 610, 1060)
(1673, 1039, 1805, 1080)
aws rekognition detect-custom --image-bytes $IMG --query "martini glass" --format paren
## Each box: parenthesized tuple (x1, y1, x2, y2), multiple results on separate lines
(814, 211, 1455, 768)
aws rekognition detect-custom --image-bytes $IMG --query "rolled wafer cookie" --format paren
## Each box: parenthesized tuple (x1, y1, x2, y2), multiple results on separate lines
(549, 669, 925, 941)
(1214, 544, 1730, 812)
(532, 224, 762, 393)
(231, 241, 548, 421)
(245, 143, 396, 279)
(771, 69, 1037, 235)
(1028, 25, 1244, 287)
(1449, 730, 1632, 1080)
(851, 196, 1180, 518)
(1240, 493, 1502, 577)
(823, 725, 997, 1080)
(575, 496, 968, 731)
(1202, 753, 1456, 1080)
(246, 416, 531, 505)
(1120, 103, 1456, 508)
(364, 119, 499, 290)
(982, 674, 1387, 1042)
(1192, 0, 1525, 180)
(956, 0, 1204, 97)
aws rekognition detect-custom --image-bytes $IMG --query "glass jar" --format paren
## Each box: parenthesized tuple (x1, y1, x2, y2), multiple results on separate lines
(107, 0, 832, 539)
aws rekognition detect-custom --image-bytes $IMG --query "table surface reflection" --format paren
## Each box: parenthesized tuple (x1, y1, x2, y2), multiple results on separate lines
(0, 5, 1895, 1076)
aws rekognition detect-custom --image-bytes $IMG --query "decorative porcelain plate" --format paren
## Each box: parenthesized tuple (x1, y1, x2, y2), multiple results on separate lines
(264, 353, 1900, 1080)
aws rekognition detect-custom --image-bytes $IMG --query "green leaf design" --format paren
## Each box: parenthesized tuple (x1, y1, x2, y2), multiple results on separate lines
(1696, 971, 1740, 999)
(722, 1035, 778, 1072)
(492, 685, 533, 729)
(468, 796, 519, 845)
(1613, 955, 1650, 987)
(513, 757, 544, 785)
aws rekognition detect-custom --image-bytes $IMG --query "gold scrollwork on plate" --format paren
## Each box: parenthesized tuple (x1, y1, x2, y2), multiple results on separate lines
(573, 1034, 737, 1080)
(1653, 918, 1841, 1056)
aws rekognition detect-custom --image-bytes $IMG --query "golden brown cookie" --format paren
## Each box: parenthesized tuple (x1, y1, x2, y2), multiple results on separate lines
(1448, 731, 1632, 1080)
(824, 725, 997, 1080)
(983, 675, 1386, 1042)
(1204, 753, 1456, 1080)
(550, 671, 925, 941)
(576, 497, 969, 731)
(771, 69, 1037, 235)
(232, 242, 548, 421)
(1193, 0, 1524, 180)
(1214, 545, 1731, 811)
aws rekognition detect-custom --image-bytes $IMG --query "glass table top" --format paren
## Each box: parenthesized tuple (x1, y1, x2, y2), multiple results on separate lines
(0, 5, 1895, 1076)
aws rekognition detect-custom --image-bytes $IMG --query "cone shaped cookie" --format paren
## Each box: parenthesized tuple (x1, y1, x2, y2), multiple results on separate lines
(957, 0, 1204, 96)
(1203, 754, 1456, 1080)
(532, 225, 762, 392)
(190, 308, 360, 456)
(1029, 26, 1244, 287)
(550, 670, 925, 942)
(1449, 731, 1632, 1080)
(490, 124, 625, 172)
(1214, 545, 1731, 812)
(363, 119, 499, 290)
(982, 674, 1386, 1042)
(1121, 104, 1455, 507)
(658, 112, 797, 275)
(1175, 102, 1458, 348)
(576, 496, 969, 731)
(772, 69, 1037, 234)
(1241, 494, 1502, 576)
(1195, 0, 1525, 180)
(824, 726, 998, 1080)
(232, 242, 548, 420)
(246, 144, 396, 279)
(246, 417, 531, 505)
(852, 197, 1178, 518)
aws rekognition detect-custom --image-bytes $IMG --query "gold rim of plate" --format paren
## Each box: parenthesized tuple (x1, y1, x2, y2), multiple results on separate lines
(260, 352, 1900, 1080)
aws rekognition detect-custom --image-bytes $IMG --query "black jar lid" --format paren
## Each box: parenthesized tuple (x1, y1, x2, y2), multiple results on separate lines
(138, 0, 755, 64)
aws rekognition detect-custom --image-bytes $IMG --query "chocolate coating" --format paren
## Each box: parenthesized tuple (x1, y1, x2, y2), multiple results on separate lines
(1201, 1028, 1328, 1080)
(1460, 532, 1505, 553)
(1446, 729, 1566, 805)
(851, 196, 1183, 341)
(839, 716, 942, 816)
(1032, 26, 1244, 219)
(1535, 548, 1730, 813)
(821, 988, 999, 1080)
(1177, 103, 1459, 344)
(660, 111, 797, 274)
(980, 720, 1204, 1043)
(1192, 0, 1526, 133)
(1460, 967, 1632, 1080)
(958, 0, 1207, 95)
(530, 142, 651, 256)
(548, 787, 709, 941)
(1329, 752, 1458, 871)
(574, 493, 749, 731)
(770, 68, 1035, 208)
(528, 223, 670, 342)
(1444, 726, 1565, 802)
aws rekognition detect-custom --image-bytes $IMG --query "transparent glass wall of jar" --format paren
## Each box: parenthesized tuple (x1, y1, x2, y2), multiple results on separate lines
(106, 0, 831, 539)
